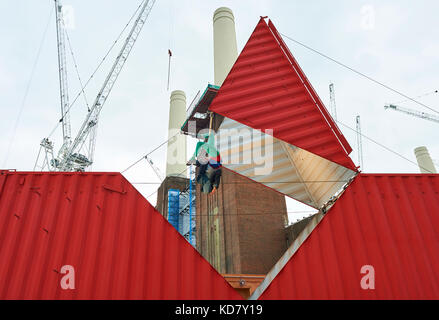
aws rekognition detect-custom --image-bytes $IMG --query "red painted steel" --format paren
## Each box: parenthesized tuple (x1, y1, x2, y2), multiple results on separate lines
(0, 170, 242, 300)
(258, 173, 439, 299)
(209, 18, 357, 171)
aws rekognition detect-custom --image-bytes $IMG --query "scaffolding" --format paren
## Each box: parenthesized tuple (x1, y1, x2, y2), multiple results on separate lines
(178, 185, 196, 246)
(167, 174, 196, 246)
(167, 189, 180, 231)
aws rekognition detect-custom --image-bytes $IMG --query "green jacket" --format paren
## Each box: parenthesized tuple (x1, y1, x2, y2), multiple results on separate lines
(190, 132, 218, 161)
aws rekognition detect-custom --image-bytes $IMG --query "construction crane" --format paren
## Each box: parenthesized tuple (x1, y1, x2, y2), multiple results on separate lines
(35, 0, 155, 171)
(356, 115, 364, 170)
(145, 155, 164, 181)
(34, 0, 72, 171)
(384, 104, 439, 124)
(329, 83, 337, 120)
(54, 0, 71, 157)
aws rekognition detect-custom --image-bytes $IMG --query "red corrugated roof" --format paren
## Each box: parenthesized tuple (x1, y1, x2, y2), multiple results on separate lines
(0, 170, 242, 300)
(255, 173, 439, 299)
(209, 18, 356, 171)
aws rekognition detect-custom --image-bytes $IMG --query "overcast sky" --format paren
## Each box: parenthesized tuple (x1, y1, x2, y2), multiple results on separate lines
(1, 0, 438, 221)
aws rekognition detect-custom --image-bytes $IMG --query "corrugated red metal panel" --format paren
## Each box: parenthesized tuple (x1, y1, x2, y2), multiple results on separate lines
(209, 18, 357, 171)
(0, 170, 242, 300)
(256, 173, 439, 299)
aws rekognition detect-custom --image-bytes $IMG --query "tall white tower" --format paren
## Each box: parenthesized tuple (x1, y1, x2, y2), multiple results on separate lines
(414, 146, 437, 173)
(166, 90, 187, 177)
(213, 7, 238, 86)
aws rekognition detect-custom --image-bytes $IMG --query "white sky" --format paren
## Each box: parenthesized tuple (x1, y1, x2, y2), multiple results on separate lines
(1, 0, 438, 222)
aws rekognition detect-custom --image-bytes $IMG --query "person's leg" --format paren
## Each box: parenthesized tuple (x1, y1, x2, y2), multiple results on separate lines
(196, 163, 207, 184)
(202, 178, 212, 193)
(210, 168, 221, 194)
(199, 163, 207, 175)
(213, 169, 222, 188)
(205, 165, 214, 180)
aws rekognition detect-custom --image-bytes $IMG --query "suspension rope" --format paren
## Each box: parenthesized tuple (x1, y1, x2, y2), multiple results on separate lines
(335, 119, 435, 173)
(64, 27, 90, 111)
(121, 132, 179, 173)
(277, 30, 438, 172)
(280, 32, 439, 115)
(145, 165, 188, 199)
(393, 89, 438, 105)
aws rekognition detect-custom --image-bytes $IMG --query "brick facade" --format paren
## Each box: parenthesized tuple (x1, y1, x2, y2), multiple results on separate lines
(196, 167, 288, 274)
(156, 176, 189, 219)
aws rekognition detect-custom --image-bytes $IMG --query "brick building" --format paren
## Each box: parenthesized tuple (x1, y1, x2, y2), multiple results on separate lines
(156, 175, 189, 219)
(155, 164, 289, 275)
(196, 168, 288, 274)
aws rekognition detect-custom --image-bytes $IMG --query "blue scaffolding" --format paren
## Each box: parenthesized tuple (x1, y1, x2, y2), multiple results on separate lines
(167, 189, 180, 231)
(167, 181, 196, 246)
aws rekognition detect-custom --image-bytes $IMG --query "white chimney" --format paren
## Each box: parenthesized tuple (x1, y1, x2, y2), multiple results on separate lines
(166, 90, 187, 177)
(213, 7, 238, 86)
(414, 146, 437, 173)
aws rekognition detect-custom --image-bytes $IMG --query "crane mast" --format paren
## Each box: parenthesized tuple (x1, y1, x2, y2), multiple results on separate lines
(34, 0, 71, 171)
(58, 0, 155, 171)
(384, 104, 439, 124)
(54, 0, 71, 156)
(146, 155, 164, 181)
(356, 115, 364, 170)
(329, 83, 337, 120)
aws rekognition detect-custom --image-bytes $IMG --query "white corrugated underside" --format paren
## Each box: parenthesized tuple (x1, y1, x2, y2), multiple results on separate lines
(216, 117, 356, 209)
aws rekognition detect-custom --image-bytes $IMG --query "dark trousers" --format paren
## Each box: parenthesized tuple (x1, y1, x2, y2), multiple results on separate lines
(196, 161, 222, 193)
(206, 165, 221, 189)
(210, 168, 221, 188)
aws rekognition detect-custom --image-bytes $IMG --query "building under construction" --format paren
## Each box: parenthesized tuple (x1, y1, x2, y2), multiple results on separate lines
(1, 2, 439, 301)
